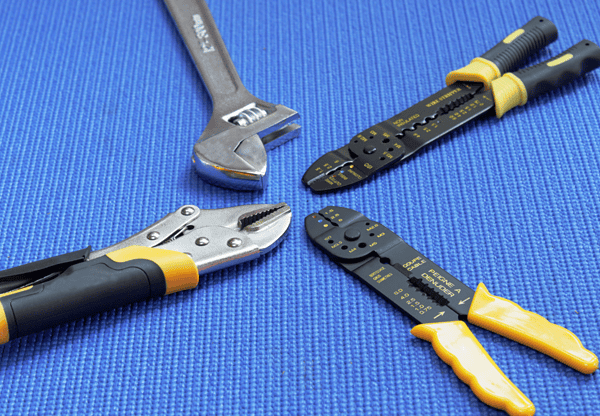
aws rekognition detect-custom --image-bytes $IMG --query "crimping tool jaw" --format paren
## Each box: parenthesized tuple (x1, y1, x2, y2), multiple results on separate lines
(193, 104, 300, 191)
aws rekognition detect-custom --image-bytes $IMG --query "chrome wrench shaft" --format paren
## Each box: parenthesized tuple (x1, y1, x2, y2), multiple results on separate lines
(164, 0, 300, 190)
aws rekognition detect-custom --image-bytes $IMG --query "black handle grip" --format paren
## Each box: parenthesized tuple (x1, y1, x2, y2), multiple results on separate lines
(0, 256, 167, 340)
(481, 16, 558, 75)
(513, 40, 600, 101)
(0, 247, 90, 294)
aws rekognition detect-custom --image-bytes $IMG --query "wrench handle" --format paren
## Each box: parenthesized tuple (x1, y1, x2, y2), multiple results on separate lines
(164, 0, 249, 108)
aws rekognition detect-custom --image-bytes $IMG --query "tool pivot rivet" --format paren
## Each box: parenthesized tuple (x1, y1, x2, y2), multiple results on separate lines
(227, 238, 242, 248)
(196, 237, 209, 246)
(147, 231, 160, 240)
(182, 207, 195, 216)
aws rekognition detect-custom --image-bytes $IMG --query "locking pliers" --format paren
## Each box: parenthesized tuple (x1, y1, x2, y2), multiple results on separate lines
(0, 203, 291, 344)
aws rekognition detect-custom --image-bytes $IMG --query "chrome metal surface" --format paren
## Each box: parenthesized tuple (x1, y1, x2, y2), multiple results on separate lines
(147, 232, 160, 240)
(227, 238, 242, 248)
(181, 207, 195, 216)
(163, 0, 300, 190)
(195, 237, 209, 246)
(90, 203, 292, 276)
(88, 205, 202, 259)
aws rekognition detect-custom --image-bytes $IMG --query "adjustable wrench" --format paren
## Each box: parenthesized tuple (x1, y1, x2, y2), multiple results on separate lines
(164, 0, 300, 190)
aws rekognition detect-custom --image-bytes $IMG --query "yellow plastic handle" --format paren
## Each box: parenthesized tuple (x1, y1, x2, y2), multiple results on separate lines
(490, 74, 528, 118)
(411, 321, 535, 416)
(468, 283, 599, 374)
(107, 246, 199, 295)
(446, 57, 502, 90)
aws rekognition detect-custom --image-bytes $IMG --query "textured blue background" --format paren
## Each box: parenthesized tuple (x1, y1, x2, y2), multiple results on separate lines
(0, 0, 599, 414)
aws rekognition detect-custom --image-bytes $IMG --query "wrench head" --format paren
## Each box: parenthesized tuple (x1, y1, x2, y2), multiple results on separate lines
(193, 104, 300, 191)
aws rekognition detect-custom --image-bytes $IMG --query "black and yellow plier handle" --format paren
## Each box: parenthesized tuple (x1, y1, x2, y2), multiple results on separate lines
(446, 17, 600, 117)
(0, 203, 291, 344)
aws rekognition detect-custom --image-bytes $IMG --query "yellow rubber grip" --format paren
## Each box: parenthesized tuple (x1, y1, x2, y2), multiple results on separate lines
(107, 246, 199, 295)
(445, 57, 502, 90)
(411, 321, 535, 416)
(490, 73, 528, 118)
(0, 302, 8, 345)
(468, 283, 598, 374)
(0, 285, 33, 344)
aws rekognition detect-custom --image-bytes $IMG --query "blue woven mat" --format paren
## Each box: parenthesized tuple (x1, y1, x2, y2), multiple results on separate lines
(0, 0, 598, 414)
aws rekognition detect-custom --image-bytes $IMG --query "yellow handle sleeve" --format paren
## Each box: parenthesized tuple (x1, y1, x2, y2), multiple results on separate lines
(490, 74, 528, 118)
(0, 302, 8, 344)
(107, 246, 199, 295)
(468, 283, 598, 374)
(445, 57, 502, 90)
(411, 321, 535, 416)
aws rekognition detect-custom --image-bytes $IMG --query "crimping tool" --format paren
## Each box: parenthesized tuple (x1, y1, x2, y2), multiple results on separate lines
(303, 17, 600, 192)
(0, 203, 291, 344)
(305, 206, 597, 416)
(164, 0, 300, 191)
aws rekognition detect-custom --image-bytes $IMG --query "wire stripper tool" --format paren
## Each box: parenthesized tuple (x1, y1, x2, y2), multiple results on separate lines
(0, 203, 291, 344)
(163, 0, 300, 191)
(305, 206, 598, 416)
(303, 17, 600, 193)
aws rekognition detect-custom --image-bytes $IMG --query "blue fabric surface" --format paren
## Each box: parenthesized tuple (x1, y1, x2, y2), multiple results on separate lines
(1, 0, 599, 414)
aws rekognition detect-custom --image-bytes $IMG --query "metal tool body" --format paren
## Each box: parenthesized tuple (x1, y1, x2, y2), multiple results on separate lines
(164, 0, 300, 190)
(305, 206, 598, 416)
(303, 18, 600, 193)
(0, 203, 291, 343)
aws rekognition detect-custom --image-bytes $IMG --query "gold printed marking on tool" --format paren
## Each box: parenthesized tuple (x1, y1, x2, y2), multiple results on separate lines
(503, 29, 524, 44)
(347, 169, 363, 179)
(366, 224, 379, 232)
(548, 53, 573, 67)
(393, 114, 420, 127)
(403, 256, 426, 271)
(421, 271, 454, 297)
(328, 177, 342, 186)
(357, 134, 368, 142)
(428, 269, 455, 288)
(425, 88, 462, 108)
(369, 267, 386, 278)
(378, 273, 393, 283)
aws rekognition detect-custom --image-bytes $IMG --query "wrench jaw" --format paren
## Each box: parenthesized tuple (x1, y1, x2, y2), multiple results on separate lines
(193, 133, 268, 191)
(193, 104, 300, 191)
(255, 105, 300, 152)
